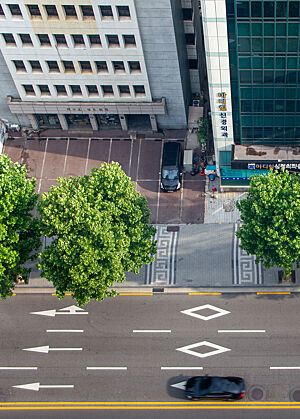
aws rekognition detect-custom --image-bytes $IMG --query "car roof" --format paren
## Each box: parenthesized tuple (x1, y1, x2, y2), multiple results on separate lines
(187, 376, 243, 395)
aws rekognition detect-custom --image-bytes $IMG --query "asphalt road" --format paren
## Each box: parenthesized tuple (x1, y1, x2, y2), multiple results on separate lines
(1, 293, 300, 417)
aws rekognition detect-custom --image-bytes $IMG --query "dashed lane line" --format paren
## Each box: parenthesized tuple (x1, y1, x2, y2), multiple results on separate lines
(133, 330, 171, 333)
(0, 367, 37, 370)
(86, 367, 127, 370)
(46, 330, 84, 333)
(161, 367, 203, 370)
(218, 330, 266, 333)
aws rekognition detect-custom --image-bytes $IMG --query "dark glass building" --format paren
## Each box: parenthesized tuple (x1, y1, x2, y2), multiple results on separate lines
(226, 0, 300, 145)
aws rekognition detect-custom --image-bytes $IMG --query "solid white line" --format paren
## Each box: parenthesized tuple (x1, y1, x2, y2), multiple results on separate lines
(161, 367, 203, 370)
(218, 330, 266, 333)
(0, 367, 38, 370)
(270, 367, 300, 370)
(50, 348, 83, 351)
(46, 330, 84, 333)
(86, 367, 127, 370)
(132, 330, 171, 333)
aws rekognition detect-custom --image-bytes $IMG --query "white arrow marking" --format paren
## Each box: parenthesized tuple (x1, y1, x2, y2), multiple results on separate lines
(171, 380, 187, 390)
(13, 382, 74, 391)
(31, 305, 88, 317)
(0, 367, 37, 370)
(176, 341, 231, 358)
(22, 346, 82, 353)
(181, 304, 230, 321)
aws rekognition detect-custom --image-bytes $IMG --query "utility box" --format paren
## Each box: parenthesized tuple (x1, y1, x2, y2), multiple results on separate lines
(184, 150, 193, 173)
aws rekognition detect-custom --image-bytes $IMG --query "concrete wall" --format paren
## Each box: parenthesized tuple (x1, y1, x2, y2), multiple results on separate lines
(135, 0, 191, 129)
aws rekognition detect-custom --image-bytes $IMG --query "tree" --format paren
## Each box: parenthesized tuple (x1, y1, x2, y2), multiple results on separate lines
(236, 170, 300, 278)
(38, 162, 156, 305)
(0, 155, 40, 298)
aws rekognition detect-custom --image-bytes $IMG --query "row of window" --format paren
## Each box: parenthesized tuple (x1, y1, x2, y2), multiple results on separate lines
(238, 37, 300, 52)
(12, 59, 141, 74)
(238, 21, 299, 36)
(240, 87, 300, 99)
(237, 1, 300, 18)
(240, 99, 300, 113)
(239, 69, 300, 83)
(1, 32, 137, 48)
(241, 114, 300, 128)
(22, 84, 146, 98)
(239, 55, 300, 69)
(241, 126, 300, 140)
(0, 4, 131, 21)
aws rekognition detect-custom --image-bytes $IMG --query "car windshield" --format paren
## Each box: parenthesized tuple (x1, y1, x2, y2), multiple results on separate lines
(162, 169, 179, 180)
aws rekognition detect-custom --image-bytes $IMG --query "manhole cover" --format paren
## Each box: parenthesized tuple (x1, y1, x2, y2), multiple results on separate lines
(291, 389, 300, 401)
(250, 386, 265, 400)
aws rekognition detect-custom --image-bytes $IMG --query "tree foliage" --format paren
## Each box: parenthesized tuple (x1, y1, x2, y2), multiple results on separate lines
(0, 155, 40, 298)
(236, 170, 300, 276)
(38, 162, 156, 305)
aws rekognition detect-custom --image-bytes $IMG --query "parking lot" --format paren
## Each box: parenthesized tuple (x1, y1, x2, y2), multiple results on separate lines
(3, 136, 205, 224)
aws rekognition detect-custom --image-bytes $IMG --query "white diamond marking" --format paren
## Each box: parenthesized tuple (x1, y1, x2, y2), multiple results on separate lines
(181, 304, 230, 320)
(176, 340, 231, 358)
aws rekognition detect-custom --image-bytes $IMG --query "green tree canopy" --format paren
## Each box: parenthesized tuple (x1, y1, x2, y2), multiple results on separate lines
(38, 162, 156, 305)
(236, 170, 300, 277)
(0, 155, 40, 298)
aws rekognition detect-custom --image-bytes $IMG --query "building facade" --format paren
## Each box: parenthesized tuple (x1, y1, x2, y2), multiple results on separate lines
(0, 0, 203, 131)
(200, 0, 300, 182)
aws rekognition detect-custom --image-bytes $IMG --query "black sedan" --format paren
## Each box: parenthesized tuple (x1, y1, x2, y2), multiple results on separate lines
(185, 376, 245, 400)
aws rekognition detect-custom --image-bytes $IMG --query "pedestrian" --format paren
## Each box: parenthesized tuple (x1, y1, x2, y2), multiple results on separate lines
(211, 185, 217, 199)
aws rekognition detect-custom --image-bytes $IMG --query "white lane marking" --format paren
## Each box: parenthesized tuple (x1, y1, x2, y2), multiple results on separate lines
(181, 304, 230, 321)
(218, 330, 266, 333)
(86, 367, 127, 370)
(23, 346, 82, 353)
(46, 330, 84, 333)
(132, 330, 171, 333)
(270, 367, 300, 370)
(0, 367, 38, 370)
(161, 367, 203, 370)
(171, 381, 187, 390)
(13, 382, 74, 391)
(176, 341, 231, 358)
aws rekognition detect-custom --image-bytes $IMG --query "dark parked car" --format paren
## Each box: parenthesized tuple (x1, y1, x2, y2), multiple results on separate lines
(160, 141, 183, 192)
(185, 376, 245, 400)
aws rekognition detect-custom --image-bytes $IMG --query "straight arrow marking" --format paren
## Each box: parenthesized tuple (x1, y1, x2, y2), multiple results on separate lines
(23, 346, 82, 353)
(170, 381, 187, 390)
(31, 305, 88, 317)
(13, 382, 74, 391)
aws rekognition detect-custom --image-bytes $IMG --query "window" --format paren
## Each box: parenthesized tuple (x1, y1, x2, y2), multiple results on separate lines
(237, 1, 249, 17)
(79, 61, 92, 72)
(289, 1, 299, 17)
(128, 61, 141, 73)
(29, 60, 42, 72)
(264, 2, 274, 17)
(88, 34, 101, 46)
(182, 8, 193, 20)
(27, 4, 41, 17)
(99, 5, 113, 19)
(112, 61, 125, 72)
(185, 33, 195, 45)
(86, 85, 98, 96)
(47, 61, 60, 72)
(38, 85, 50, 95)
(106, 35, 119, 47)
(19, 33, 33, 45)
(13, 60, 26, 71)
(63, 5, 77, 18)
(55, 85, 67, 95)
(101, 85, 114, 96)
(2, 33, 16, 45)
(251, 2, 262, 17)
(70, 85, 82, 95)
(38, 34, 51, 46)
(62, 61, 75, 72)
(117, 5, 130, 19)
(133, 85, 145, 96)
(118, 85, 130, 97)
(80, 5, 94, 18)
(8, 4, 22, 16)
(72, 34, 85, 47)
(0, 5, 4, 16)
(45, 5, 58, 17)
(54, 34, 67, 46)
(123, 34, 136, 47)
(23, 84, 35, 95)
(189, 59, 198, 69)
(95, 61, 108, 73)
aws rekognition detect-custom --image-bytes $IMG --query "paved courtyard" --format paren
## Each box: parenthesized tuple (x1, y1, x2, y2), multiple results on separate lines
(3, 136, 205, 224)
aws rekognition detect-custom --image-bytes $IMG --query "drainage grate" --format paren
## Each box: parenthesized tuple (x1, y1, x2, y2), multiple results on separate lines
(250, 387, 265, 401)
(167, 226, 179, 232)
(152, 288, 164, 293)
